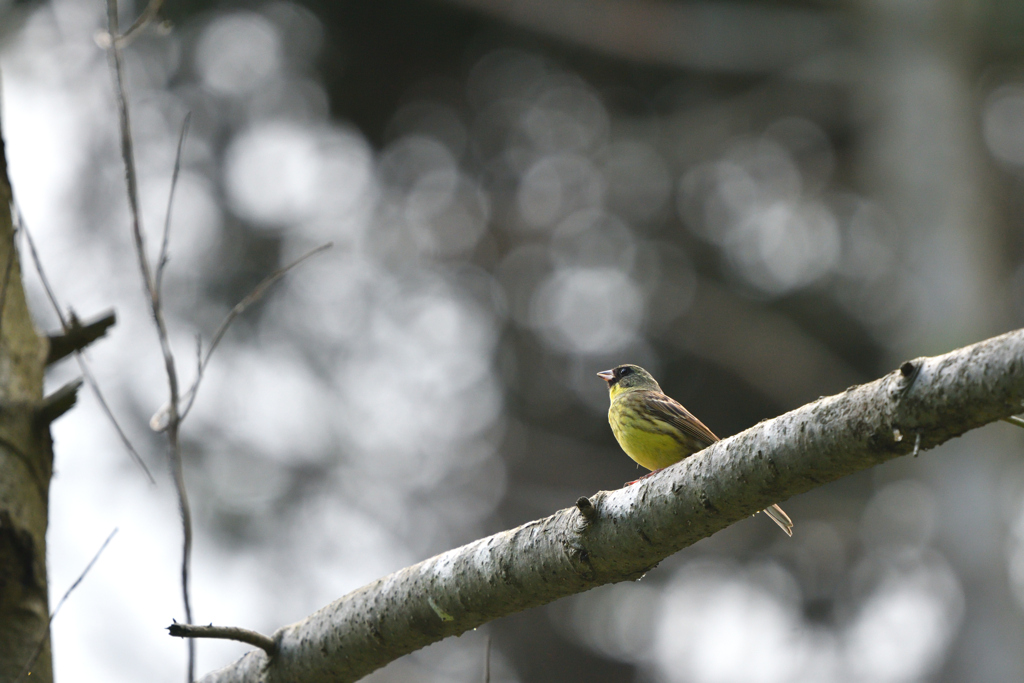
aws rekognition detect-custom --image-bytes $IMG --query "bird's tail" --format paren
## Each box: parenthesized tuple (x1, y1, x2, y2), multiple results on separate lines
(762, 504, 793, 537)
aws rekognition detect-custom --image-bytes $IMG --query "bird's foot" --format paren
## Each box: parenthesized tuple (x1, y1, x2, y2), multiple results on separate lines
(625, 468, 662, 486)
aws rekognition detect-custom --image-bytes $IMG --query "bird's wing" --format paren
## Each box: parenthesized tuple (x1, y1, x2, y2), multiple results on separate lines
(639, 391, 720, 447)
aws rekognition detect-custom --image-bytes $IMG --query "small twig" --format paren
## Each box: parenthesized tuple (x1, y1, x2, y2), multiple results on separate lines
(107, 1, 156, 302)
(16, 529, 118, 682)
(79, 358, 156, 482)
(167, 623, 277, 657)
(1002, 415, 1024, 429)
(193, 333, 202, 381)
(46, 311, 117, 365)
(200, 243, 333, 373)
(20, 212, 155, 483)
(49, 529, 118, 622)
(95, 0, 166, 48)
(156, 112, 190, 296)
(18, 213, 64, 320)
(150, 242, 333, 430)
(37, 378, 84, 426)
(117, 0, 165, 45)
(483, 634, 492, 683)
(106, 1, 193, 680)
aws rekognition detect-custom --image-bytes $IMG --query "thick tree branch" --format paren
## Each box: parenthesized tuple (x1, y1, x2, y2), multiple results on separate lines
(196, 328, 1024, 683)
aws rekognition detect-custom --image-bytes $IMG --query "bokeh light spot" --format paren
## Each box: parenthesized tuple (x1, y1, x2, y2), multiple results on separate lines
(195, 12, 282, 97)
(530, 267, 643, 354)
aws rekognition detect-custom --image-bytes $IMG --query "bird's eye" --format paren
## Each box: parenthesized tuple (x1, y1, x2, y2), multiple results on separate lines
(617, 366, 632, 378)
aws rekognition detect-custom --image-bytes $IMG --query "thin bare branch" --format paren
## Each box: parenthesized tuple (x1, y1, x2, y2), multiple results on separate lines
(156, 112, 190, 296)
(168, 624, 277, 657)
(117, 0, 166, 46)
(95, 0, 166, 49)
(15, 528, 118, 682)
(483, 634, 491, 683)
(105, 1, 193, 679)
(149, 242, 333, 430)
(107, 2, 156, 301)
(197, 242, 333, 387)
(80, 357, 157, 480)
(20, 214, 155, 484)
(16, 211, 65, 324)
(106, 12, 330, 683)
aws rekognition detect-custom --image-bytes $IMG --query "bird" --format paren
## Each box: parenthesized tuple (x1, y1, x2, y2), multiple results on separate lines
(597, 364, 793, 536)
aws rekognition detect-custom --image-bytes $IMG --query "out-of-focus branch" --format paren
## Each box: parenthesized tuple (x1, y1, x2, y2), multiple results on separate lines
(150, 242, 333, 432)
(45, 311, 116, 365)
(15, 529, 117, 683)
(104, 1, 194, 680)
(117, 0, 165, 46)
(104, 8, 332, 682)
(197, 328, 1024, 683)
(21, 219, 154, 483)
(156, 113, 189, 297)
(93, 0, 165, 48)
(439, 0, 844, 73)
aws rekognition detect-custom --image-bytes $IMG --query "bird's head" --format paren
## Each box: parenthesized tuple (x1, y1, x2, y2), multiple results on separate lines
(596, 364, 661, 398)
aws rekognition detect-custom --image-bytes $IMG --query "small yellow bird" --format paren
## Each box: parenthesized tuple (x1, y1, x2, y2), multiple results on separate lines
(598, 364, 793, 536)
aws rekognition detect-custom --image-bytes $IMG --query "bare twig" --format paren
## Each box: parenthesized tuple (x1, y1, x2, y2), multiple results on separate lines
(15, 529, 118, 682)
(46, 311, 116, 365)
(483, 634, 491, 683)
(95, 0, 166, 48)
(20, 215, 155, 483)
(150, 242, 333, 430)
(168, 623, 277, 657)
(106, 11, 330, 683)
(1002, 415, 1024, 428)
(118, 0, 166, 46)
(37, 378, 84, 426)
(105, 1, 193, 680)
(18, 213, 67, 321)
(180, 241, 331, 418)
(156, 112, 190, 296)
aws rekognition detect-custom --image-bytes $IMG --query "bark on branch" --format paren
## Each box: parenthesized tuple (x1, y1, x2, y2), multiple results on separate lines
(196, 328, 1024, 683)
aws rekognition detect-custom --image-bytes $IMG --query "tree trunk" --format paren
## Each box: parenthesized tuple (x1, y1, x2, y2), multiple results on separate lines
(0, 120, 57, 681)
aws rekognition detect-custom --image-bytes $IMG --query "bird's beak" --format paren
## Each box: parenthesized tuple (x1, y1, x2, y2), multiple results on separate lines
(596, 369, 615, 383)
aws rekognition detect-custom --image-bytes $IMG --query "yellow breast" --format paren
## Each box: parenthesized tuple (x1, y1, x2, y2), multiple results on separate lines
(608, 404, 690, 471)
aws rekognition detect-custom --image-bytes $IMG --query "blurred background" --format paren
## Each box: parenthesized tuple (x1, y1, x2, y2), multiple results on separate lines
(3, 0, 1024, 680)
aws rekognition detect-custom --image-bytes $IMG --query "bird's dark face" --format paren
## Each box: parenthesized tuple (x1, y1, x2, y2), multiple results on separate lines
(597, 364, 661, 396)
